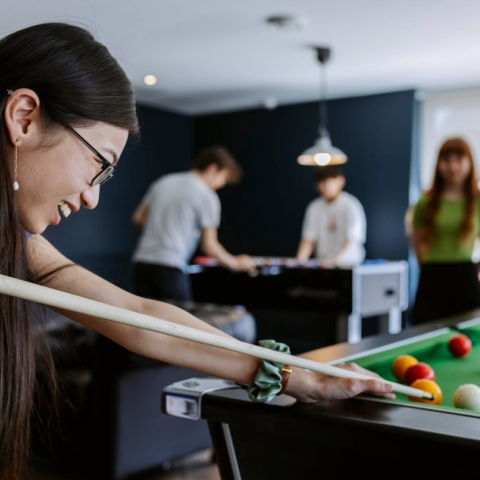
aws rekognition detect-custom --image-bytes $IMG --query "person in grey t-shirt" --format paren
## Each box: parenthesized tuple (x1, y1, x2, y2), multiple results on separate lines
(132, 147, 255, 301)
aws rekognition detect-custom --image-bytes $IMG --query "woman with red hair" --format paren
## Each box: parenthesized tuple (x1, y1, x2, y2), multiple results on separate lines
(411, 137, 480, 324)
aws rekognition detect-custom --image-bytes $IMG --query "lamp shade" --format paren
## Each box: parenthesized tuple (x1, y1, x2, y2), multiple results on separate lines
(297, 134, 347, 166)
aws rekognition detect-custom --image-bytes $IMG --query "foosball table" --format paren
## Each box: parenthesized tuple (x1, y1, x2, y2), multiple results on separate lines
(189, 257, 408, 345)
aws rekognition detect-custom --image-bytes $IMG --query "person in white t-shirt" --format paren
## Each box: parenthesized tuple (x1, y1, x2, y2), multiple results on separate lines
(132, 147, 254, 301)
(296, 166, 366, 267)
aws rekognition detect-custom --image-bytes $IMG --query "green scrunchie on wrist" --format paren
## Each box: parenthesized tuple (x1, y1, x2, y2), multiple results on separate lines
(247, 339, 291, 403)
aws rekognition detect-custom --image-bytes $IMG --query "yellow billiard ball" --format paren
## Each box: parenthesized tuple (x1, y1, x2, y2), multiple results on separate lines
(408, 379, 442, 405)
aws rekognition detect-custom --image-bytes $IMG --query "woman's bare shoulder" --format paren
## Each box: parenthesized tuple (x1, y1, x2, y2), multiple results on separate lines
(26, 235, 74, 280)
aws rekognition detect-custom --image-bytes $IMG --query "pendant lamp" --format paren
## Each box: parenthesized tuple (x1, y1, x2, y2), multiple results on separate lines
(297, 47, 347, 166)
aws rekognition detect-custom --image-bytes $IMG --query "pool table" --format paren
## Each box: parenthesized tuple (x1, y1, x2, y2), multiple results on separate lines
(162, 310, 480, 479)
(348, 318, 480, 412)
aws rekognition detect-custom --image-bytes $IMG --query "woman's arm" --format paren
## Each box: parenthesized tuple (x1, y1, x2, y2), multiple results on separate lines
(408, 198, 427, 265)
(411, 227, 424, 265)
(27, 235, 259, 384)
(26, 235, 392, 402)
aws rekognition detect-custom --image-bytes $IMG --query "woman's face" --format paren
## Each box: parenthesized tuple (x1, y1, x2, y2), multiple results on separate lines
(438, 153, 472, 187)
(15, 122, 128, 234)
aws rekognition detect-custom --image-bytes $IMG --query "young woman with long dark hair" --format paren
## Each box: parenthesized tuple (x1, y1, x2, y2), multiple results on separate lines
(411, 138, 480, 324)
(0, 23, 392, 479)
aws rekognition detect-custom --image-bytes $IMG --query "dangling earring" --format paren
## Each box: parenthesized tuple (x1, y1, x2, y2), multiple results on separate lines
(13, 139, 19, 191)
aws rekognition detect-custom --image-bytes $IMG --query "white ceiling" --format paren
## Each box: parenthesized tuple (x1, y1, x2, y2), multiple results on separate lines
(3, 0, 480, 115)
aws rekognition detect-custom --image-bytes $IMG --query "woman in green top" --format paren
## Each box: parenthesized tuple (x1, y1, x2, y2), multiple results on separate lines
(411, 137, 480, 324)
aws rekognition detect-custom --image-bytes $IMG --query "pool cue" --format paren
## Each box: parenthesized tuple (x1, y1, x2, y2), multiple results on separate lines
(0, 274, 433, 400)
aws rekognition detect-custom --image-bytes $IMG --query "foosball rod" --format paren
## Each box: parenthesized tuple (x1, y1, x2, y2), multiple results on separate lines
(0, 274, 433, 400)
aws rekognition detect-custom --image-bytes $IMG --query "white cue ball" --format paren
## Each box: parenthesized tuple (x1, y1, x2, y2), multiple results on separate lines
(453, 384, 480, 411)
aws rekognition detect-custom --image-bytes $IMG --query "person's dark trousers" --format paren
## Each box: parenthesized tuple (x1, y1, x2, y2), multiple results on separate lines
(133, 262, 193, 301)
(411, 261, 480, 325)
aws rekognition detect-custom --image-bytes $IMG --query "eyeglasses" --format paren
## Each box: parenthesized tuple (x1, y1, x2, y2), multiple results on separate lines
(62, 123, 117, 186)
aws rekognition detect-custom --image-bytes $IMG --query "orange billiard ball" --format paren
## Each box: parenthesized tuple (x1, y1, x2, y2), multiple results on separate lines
(392, 355, 418, 382)
(408, 379, 442, 405)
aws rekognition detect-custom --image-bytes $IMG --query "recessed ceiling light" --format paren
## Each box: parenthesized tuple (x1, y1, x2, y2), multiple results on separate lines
(144, 75, 157, 86)
(261, 96, 278, 110)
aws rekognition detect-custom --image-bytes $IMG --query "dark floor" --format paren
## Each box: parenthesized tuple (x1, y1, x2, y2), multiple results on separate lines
(27, 450, 221, 480)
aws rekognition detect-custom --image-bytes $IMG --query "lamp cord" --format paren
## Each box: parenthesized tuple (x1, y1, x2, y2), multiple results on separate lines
(319, 63, 328, 137)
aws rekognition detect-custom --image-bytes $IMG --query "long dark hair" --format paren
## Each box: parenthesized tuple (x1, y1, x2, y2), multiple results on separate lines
(0, 23, 139, 479)
(421, 138, 479, 249)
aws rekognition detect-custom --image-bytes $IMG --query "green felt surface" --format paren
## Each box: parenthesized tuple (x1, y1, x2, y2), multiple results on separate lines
(350, 320, 480, 414)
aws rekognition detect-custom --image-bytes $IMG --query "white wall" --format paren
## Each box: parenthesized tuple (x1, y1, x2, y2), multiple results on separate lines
(420, 89, 480, 190)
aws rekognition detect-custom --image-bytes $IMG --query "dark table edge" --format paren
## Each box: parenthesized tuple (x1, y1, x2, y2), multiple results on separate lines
(202, 309, 480, 448)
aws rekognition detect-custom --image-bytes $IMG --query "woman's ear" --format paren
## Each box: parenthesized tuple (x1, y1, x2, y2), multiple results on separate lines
(4, 88, 41, 146)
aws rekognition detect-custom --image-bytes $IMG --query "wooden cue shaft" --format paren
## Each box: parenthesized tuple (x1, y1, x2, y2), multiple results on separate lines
(0, 274, 433, 400)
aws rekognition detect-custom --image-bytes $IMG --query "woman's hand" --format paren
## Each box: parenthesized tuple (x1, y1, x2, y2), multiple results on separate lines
(285, 362, 395, 403)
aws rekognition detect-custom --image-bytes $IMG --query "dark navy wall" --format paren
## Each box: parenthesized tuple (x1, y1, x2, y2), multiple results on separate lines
(43, 105, 193, 290)
(194, 90, 417, 260)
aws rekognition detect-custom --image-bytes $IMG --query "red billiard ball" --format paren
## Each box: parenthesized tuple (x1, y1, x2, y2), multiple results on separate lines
(448, 334, 472, 357)
(404, 362, 435, 385)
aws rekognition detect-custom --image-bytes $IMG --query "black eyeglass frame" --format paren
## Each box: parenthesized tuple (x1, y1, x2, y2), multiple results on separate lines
(62, 123, 117, 186)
